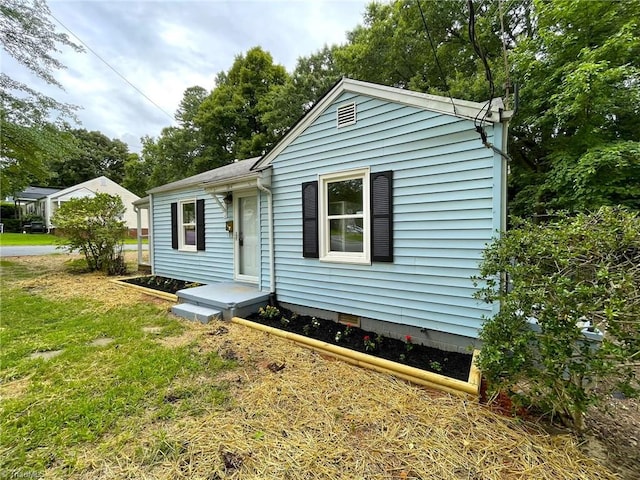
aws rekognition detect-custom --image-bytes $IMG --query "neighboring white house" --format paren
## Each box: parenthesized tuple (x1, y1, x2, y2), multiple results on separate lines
(16, 176, 147, 234)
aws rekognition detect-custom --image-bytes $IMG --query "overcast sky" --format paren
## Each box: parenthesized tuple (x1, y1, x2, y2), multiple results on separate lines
(5, 0, 371, 153)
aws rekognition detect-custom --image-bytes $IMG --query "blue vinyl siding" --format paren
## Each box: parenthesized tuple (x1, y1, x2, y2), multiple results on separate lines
(152, 187, 234, 285)
(271, 93, 503, 338)
(152, 187, 268, 287)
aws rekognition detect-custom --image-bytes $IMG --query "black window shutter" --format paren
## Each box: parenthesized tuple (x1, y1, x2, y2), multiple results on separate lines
(196, 199, 205, 251)
(371, 171, 393, 262)
(170, 202, 178, 249)
(302, 181, 319, 258)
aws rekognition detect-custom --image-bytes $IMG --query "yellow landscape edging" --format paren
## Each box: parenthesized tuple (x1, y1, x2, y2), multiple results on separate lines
(110, 278, 178, 302)
(232, 316, 481, 399)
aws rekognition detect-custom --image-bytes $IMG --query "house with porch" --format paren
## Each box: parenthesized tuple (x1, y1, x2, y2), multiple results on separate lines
(143, 78, 512, 351)
(15, 176, 146, 235)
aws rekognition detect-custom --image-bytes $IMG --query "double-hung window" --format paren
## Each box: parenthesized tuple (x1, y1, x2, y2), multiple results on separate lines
(171, 199, 205, 251)
(302, 169, 393, 263)
(320, 169, 370, 263)
(180, 200, 196, 251)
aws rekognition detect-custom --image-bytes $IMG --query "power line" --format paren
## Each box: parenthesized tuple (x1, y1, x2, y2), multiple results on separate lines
(49, 11, 175, 121)
(467, 0, 495, 140)
(415, 0, 458, 115)
(498, 0, 511, 109)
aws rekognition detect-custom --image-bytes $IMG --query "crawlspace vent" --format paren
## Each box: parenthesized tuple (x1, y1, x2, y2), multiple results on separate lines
(336, 103, 356, 128)
(338, 313, 361, 328)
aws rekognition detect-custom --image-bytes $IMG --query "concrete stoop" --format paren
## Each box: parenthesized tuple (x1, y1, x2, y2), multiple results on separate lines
(171, 282, 270, 323)
(171, 303, 222, 323)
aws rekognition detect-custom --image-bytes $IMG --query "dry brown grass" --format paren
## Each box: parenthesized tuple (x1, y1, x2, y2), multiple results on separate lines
(12, 252, 160, 311)
(5, 255, 617, 479)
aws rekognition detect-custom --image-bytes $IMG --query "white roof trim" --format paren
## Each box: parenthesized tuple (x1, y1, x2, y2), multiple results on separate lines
(253, 78, 512, 170)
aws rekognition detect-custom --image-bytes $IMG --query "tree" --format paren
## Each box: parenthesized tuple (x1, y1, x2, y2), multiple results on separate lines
(509, 0, 640, 215)
(474, 207, 640, 432)
(135, 86, 209, 190)
(194, 47, 289, 169)
(52, 193, 128, 275)
(334, 0, 529, 101)
(0, 0, 82, 196)
(333, 0, 639, 215)
(121, 152, 150, 197)
(48, 129, 130, 187)
(262, 45, 344, 137)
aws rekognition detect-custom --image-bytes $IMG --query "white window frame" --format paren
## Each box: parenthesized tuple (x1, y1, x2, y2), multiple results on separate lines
(319, 168, 370, 264)
(179, 199, 197, 252)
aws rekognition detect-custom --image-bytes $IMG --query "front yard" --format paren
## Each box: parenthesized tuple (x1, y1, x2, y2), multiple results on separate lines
(0, 254, 634, 479)
(0, 232, 146, 246)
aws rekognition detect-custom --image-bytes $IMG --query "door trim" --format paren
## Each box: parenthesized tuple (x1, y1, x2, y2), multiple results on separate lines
(233, 191, 259, 284)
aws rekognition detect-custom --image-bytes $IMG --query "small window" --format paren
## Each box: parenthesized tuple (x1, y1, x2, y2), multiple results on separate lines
(336, 103, 356, 128)
(319, 168, 370, 264)
(180, 200, 196, 251)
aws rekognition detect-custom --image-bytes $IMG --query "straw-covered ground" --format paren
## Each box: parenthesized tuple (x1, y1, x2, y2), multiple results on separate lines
(2, 253, 638, 479)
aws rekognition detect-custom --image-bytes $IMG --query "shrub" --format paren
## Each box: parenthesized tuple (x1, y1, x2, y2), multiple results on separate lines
(1, 218, 21, 232)
(474, 207, 640, 432)
(0, 203, 18, 219)
(52, 193, 128, 275)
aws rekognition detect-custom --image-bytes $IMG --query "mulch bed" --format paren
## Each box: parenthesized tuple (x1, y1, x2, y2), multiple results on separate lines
(247, 305, 472, 382)
(121, 275, 202, 294)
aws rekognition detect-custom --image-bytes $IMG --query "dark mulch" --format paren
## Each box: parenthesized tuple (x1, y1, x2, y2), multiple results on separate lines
(122, 275, 202, 294)
(247, 306, 472, 382)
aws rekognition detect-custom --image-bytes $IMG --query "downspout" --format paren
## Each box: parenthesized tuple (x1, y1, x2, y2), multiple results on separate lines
(256, 175, 275, 294)
(501, 119, 510, 233)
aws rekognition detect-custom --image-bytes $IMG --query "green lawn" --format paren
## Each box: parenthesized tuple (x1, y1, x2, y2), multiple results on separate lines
(0, 232, 146, 246)
(0, 259, 233, 474)
(0, 232, 62, 246)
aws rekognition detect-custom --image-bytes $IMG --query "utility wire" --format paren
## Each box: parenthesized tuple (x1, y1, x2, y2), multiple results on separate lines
(415, 0, 458, 115)
(498, 0, 511, 109)
(49, 11, 175, 121)
(467, 0, 495, 141)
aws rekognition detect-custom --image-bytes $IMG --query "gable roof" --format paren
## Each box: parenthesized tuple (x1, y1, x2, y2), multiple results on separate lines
(49, 176, 136, 200)
(252, 78, 513, 170)
(147, 157, 261, 194)
(15, 186, 63, 201)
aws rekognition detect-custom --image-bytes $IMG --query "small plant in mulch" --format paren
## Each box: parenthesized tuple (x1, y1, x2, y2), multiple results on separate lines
(258, 305, 281, 321)
(429, 360, 443, 372)
(302, 317, 320, 336)
(363, 335, 377, 352)
(248, 304, 472, 381)
(404, 335, 414, 352)
(344, 323, 354, 337)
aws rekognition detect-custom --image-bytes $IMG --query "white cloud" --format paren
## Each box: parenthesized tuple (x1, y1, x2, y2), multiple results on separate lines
(5, 0, 371, 153)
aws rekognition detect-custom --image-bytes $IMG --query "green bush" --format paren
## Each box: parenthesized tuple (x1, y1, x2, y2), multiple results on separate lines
(1, 218, 21, 232)
(0, 203, 18, 219)
(474, 207, 640, 432)
(22, 214, 44, 223)
(52, 193, 127, 275)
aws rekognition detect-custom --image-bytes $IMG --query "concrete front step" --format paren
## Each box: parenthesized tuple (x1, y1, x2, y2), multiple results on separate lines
(171, 303, 221, 323)
(176, 282, 270, 321)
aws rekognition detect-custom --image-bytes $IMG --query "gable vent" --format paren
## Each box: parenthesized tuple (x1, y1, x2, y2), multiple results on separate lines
(336, 103, 356, 128)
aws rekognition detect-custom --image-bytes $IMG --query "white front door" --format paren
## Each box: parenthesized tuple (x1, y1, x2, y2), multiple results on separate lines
(234, 193, 258, 282)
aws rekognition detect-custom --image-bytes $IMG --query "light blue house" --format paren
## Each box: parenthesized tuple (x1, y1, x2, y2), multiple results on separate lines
(144, 78, 512, 351)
